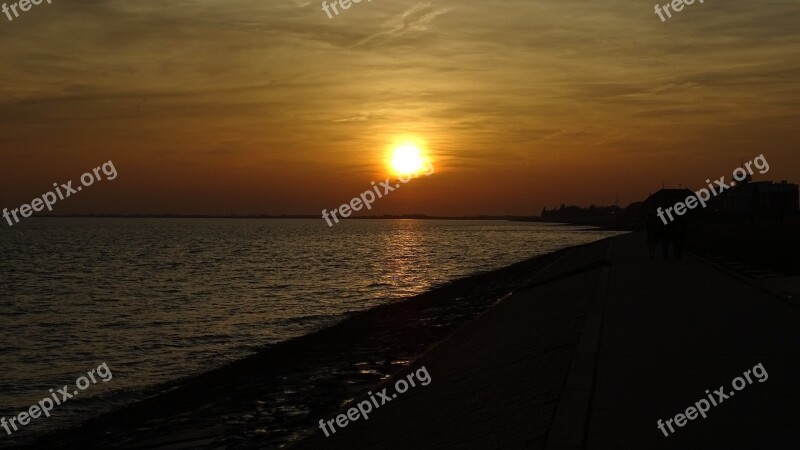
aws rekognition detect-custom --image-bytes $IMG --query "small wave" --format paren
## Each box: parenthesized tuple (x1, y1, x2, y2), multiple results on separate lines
(276, 313, 340, 325)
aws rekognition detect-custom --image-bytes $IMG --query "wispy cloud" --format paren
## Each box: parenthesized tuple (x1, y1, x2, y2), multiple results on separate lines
(354, 1, 454, 47)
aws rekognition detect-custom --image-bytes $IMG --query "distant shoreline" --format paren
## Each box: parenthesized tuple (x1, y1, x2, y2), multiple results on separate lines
(15, 215, 635, 232)
(26, 214, 550, 221)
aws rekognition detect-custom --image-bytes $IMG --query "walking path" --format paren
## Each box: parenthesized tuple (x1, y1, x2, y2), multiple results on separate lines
(292, 232, 800, 449)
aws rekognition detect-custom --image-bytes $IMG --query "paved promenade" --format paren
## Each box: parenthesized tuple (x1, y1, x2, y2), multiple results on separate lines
(292, 232, 800, 449)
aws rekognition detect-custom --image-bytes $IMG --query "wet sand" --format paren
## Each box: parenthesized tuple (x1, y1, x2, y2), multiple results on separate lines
(27, 245, 577, 449)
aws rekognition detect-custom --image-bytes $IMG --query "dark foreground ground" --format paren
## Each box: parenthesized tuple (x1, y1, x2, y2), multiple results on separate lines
(686, 216, 800, 276)
(686, 217, 800, 301)
(24, 243, 569, 449)
(293, 231, 800, 449)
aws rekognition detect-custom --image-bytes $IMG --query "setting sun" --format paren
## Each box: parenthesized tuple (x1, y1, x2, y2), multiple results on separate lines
(390, 144, 426, 176)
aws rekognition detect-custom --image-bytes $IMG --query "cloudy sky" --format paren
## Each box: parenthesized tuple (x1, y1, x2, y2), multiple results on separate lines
(0, 0, 798, 215)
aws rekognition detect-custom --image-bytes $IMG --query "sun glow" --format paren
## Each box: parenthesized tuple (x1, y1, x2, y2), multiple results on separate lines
(390, 144, 427, 177)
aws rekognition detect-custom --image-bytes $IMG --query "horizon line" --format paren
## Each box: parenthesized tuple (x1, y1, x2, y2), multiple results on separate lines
(27, 214, 548, 220)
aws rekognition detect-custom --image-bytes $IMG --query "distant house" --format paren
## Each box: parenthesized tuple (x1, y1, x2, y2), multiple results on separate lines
(714, 179, 799, 216)
(643, 189, 694, 214)
(641, 177, 798, 219)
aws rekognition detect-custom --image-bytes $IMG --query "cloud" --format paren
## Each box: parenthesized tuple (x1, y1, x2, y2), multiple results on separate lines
(332, 114, 371, 123)
(354, 1, 455, 47)
(1, 0, 798, 213)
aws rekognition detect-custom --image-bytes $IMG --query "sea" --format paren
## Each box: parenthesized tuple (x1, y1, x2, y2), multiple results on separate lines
(0, 218, 623, 440)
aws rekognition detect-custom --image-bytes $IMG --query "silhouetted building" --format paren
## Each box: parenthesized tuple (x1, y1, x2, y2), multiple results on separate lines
(643, 189, 694, 214)
(541, 204, 621, 225)
(714, 179, 799, 215)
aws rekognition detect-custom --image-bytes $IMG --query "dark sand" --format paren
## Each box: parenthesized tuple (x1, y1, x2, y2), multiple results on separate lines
(26, 246, 573, 449)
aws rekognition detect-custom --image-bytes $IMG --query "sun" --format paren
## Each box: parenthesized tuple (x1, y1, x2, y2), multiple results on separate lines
(390, 144, 426, 176)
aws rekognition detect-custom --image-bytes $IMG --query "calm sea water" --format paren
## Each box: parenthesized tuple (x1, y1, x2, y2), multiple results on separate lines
(0, 218, 622, 437)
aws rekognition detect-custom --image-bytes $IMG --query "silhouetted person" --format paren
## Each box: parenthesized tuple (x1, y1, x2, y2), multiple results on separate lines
(661, 229, 670, 259)
(645, 212, 662, 259)
(662, 215, 687, 260)
(671, 216, 687, 260)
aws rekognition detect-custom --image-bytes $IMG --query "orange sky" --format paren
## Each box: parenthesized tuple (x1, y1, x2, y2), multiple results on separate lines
(0, 0, 798, 215)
